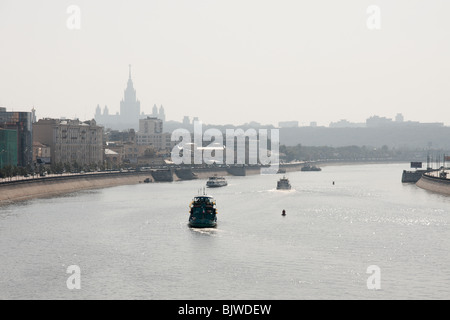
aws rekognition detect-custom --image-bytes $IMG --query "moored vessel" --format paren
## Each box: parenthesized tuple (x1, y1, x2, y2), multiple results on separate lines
(143, 177, 152, 183)
(402, 161, 432, 183)
(151, 168, 174, 182)
(402, 170, 429, 183)
(301, 163, 322, 171)
(175, 168, 199, 180)
(226, 165, 246, 176)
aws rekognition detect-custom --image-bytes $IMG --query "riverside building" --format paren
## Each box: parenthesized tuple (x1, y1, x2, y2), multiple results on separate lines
(0, 107, 33, 167)
(0, 128, 18, 168)
(33, 118, 103, 167)
(136, 117, 174, 151)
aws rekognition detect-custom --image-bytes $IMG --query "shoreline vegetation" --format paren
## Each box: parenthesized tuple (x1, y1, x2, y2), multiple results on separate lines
(0, 160, 412, 205)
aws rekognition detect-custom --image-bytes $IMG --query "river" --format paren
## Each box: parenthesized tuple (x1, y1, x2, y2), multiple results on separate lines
(1, 163, 449, 299)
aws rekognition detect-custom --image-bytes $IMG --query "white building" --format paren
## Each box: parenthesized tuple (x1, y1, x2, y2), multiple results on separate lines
(136, 117, 173, 150)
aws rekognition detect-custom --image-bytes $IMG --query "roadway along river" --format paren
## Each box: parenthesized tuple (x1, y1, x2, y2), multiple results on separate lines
(1, 163, 449, 299)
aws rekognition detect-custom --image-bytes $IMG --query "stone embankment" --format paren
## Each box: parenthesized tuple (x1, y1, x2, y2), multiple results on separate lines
(0, 162, 308, 204)
(0, 172, 150, 204)
(416, 173, 450, 196)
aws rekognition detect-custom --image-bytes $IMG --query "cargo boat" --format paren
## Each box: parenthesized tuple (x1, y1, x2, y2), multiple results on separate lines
(188, 195, 218, 228)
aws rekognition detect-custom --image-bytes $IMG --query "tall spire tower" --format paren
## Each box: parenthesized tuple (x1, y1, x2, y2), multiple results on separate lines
(120, 64, 141, 125)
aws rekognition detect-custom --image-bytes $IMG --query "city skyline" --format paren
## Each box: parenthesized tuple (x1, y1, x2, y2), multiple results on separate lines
(1, 1, 450, 126)
(2, 63, 447, 130)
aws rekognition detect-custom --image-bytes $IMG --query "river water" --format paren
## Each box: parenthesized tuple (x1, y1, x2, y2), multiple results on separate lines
(1, 163, 449, 300)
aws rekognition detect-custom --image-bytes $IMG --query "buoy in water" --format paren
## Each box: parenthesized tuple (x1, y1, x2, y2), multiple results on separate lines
(282, 209, 286, 216)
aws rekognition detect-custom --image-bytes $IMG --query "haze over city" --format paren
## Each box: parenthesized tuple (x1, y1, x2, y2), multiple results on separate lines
(4, 1, 450, 305)
(1, 0, 450, 126)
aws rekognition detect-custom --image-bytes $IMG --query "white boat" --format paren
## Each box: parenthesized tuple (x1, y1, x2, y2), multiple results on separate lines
(206, 175, 228, 188)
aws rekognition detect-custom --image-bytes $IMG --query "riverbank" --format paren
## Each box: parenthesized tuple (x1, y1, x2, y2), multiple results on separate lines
(0, 164, 305, 204)
(0, 172, 151, 204)
(317, 159, 409, 167)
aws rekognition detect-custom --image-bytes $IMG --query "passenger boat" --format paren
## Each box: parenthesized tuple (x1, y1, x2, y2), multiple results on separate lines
(277, 176, 291, 190)
(206, 175, 228, 188)
(188, 194, 218, 228)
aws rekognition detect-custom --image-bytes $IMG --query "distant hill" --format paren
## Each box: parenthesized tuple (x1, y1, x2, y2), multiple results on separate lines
(164, 120, 450, 149)
(279, 126, 450, 149)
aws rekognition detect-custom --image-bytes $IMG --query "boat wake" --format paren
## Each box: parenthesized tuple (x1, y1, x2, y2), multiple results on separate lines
(189, 227, 222, 236)
(267, 188, 297, 193)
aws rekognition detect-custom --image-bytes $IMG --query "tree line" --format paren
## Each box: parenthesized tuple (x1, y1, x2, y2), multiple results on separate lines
(279, 144, 439, 162)
(0, 161, 104, 180)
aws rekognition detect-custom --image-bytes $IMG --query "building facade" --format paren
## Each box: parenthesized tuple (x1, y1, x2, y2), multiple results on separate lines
(0, 107, 33, 167)
(33, 118, 103, 167)
(33, 141, 51, 164)
(136, 117, 173, 150)
(0, 128, 18, 168)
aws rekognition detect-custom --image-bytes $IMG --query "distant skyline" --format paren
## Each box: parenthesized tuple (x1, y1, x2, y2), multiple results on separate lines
(1, 0, 450, 126)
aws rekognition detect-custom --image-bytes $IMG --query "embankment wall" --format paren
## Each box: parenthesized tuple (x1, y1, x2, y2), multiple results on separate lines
(0, 163, 308, 204)
(416, 174, 450, 196)
(0, 172, 150, 204)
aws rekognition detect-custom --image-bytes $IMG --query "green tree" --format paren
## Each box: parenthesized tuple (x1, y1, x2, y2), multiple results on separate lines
(64, 162, 72, 173)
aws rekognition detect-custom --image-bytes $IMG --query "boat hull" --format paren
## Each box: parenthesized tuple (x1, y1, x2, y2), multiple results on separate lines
(188, 219, 217, 228)
(206, 183, 227, 188)
(402, 169, 428, 183)
(301, 167, 321, 171)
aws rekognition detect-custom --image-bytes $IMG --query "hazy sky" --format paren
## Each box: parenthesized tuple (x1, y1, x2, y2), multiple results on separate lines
(1, 0, 449, 126)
